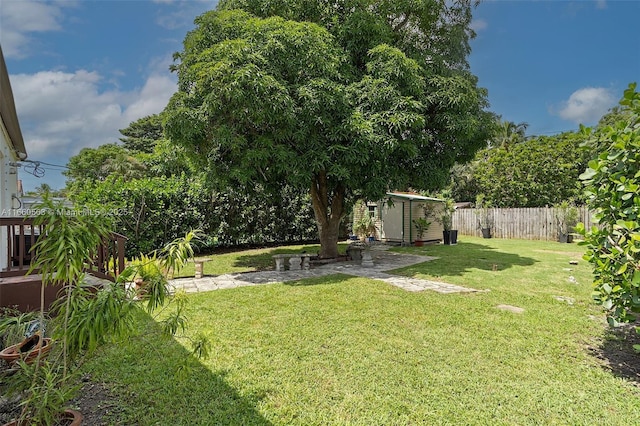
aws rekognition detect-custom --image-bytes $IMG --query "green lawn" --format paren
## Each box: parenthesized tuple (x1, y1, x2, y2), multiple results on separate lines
(84, 237, 640, 425)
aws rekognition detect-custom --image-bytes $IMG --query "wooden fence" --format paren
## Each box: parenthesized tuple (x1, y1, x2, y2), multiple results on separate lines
(452, 206, 593, 241)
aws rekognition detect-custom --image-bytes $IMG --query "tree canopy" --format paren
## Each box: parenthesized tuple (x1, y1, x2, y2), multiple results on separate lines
(164, 2, 494, 257)
(65, 114, 318, 255)
(119, 114, 164, 153)
(450, 131, 593, 207)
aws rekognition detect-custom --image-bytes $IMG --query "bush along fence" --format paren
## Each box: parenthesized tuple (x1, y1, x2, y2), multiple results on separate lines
(452, 206, 593, 241)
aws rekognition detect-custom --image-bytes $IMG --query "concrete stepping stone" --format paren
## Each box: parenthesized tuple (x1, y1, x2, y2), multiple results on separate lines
(496, 304, 525, 314)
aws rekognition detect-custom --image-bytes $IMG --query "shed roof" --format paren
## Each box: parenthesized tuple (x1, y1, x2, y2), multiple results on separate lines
(386, 192, 444, 202)
(0, 45, 27, 159)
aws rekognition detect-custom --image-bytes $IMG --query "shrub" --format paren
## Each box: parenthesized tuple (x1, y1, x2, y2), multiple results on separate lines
(577, 83, 640, 326)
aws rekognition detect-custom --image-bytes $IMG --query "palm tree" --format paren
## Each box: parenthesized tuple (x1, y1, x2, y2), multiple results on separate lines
(491, 118, 528, 150)
(35, 183, 52, 194)
(100, 153, 146, 179)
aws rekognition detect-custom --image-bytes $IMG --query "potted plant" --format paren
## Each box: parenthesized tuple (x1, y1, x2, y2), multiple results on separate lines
(0, 312, 52, 366)
(1, 194, 112, 425)
(475, 194, 493, 238)
(129, 253, 163, 299)
(353, 202, 377, 242)
(412, 217, 431, 247)
(0, 333, 53, 366)
(440, 198, 458, 245)
(555, 201, 579, 243)
(3, 361, 83, 426)
(1, 194, 208, 425)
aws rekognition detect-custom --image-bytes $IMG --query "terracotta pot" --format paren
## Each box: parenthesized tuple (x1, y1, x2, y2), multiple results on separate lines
(0, 335, 53, 365)
(2, 409, 83, 426)
(414, 240, 424, 247)
(134, 278, 149, 299)
(60, 409, 83, 426)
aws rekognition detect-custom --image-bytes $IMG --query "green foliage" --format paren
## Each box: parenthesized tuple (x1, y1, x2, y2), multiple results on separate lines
(71, 173, 318, 256)
(554, 200, 579, 238)
(29, 194, 112, 292)
(119, 114, 164, 153)
(353, 215, 376, 239)
(412, 217, 431, 240)
(0, 310, 40, 349)
(73, 175, 211, 257)
(164, 2, 494, 257)
(2, 207, 208, 424)
(64, 143, 130, 186)
(209, 183, 318, 247)
(490, 118, 528, 149)
(352, 201, 377, 239)
(4, 194, 126, 423)
(596, 105, 634, 129)
(158, 230, 199, 278)
(124, 231, 200, 313)
(452, 131, 593, 206)
(474, 194, 493, 229)
(67, 114, 318, 255)
(7, 361, 80, 426)
(438, 197, 456, 231)
(53, 283, 134, 358)
(578, 83, 640, 325)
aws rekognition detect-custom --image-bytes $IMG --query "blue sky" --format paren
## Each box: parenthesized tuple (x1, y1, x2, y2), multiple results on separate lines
(1, 0, 638, 191)
(470, 0, 639, 136)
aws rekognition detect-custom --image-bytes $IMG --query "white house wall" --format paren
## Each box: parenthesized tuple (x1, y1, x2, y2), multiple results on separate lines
(0, 119, 20, 271)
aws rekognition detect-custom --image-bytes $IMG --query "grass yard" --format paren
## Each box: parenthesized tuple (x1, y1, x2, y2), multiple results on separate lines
(83, 237, 640, 425)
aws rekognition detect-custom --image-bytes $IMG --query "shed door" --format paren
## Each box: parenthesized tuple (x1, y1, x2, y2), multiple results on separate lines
(382, 202, 404, 241)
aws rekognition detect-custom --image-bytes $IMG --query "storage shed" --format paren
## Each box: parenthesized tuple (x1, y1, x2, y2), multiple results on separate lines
(355, 192, 445, 245)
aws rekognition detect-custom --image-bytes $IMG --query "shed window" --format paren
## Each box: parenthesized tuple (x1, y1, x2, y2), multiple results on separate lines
(368, 205, 377, 218)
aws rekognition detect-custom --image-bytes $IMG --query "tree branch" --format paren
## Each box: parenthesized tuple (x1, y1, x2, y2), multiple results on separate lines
(392, 14, 411, 32)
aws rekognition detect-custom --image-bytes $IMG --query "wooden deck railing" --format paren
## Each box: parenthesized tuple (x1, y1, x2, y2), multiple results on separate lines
(0, 217, 127, 281)
(86, 232, 128, 281)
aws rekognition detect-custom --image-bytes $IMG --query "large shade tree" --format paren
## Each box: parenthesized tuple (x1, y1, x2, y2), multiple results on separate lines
(164, 1, 494, 257)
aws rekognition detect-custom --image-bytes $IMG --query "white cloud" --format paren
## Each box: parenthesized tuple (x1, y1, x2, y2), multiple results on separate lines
(123, 74, 177, 123)
(596, 0, 607, 10)
(155, 0, 217, 30)
(554, 87, 616, 125)
(470, 19, 488, 32)
(10, 66, 177, 160)
(0, 0, 74, 58)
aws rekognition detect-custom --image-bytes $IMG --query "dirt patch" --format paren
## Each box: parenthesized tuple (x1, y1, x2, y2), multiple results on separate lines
(69, 376, 125, 425)
(589, 321, 640, 387)
(0, 369, 122, 425)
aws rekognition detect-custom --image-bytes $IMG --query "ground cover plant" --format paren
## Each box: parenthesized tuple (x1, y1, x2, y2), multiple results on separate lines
(82, 237, 640, 425)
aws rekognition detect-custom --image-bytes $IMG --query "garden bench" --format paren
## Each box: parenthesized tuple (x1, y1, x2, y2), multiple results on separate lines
(346, 244, 374, 267)
(193, 258, 211, 279)
(273, 253, 313, 271)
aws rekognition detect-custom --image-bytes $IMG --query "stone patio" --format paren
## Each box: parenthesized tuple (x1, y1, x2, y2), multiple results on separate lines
(170, 245, 478, 294)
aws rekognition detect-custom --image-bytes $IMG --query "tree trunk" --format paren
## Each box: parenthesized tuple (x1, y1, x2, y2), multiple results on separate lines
(310, 172, 345, 259)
